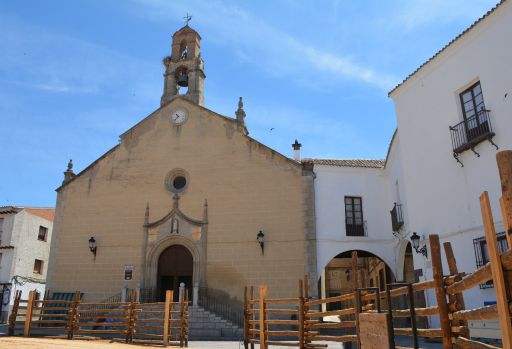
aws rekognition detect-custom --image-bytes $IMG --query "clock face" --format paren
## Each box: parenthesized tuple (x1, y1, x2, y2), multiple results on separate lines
(170, 108, 188, 125)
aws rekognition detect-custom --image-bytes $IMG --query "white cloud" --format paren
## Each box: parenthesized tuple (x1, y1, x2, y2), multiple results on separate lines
(397, 0, 498, 30)
(129, 0, 396, 90)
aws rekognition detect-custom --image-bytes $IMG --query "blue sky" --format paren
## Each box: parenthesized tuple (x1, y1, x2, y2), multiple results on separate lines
(0, 0, 498, 207)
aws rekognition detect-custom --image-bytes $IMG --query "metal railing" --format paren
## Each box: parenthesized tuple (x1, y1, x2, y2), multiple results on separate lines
(198, 287, 243, 327)
(449, 109, 495, 154)
(390, 203, 404, 232)
(345, 220, 367, 237)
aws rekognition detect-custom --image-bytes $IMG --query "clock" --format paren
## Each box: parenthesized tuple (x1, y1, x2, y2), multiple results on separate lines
(170, 107, 188, 125)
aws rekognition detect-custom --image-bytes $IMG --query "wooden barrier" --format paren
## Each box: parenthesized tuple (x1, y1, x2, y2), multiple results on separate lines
(7, 288, 189, 347)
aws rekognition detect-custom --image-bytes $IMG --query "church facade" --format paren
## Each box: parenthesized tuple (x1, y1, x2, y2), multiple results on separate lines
(46, 25, 317, 303)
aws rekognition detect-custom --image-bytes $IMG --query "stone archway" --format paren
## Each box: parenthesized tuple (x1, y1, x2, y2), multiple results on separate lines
(158, 245, 193, 301)
(147, 235, 202, 305)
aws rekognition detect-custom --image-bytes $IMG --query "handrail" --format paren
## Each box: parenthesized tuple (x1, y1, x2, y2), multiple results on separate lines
(198, 286, 244, 328)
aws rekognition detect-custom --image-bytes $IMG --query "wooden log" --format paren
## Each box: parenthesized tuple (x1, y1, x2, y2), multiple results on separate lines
(250, 286, 255, 349)
(360, 279, 435, 301)
(497, 151, 512, 249)
(429, 234, 452, 349)
(259, 285, 268, 349)
(393, 327, 443, 337)
(8, 290, 21, 336)
(446, 264, 492, 294)
(298, 280, 305, 349)
(453, 336, 502, 349)
(352, 250, 359, 348)
(451, 304, 498, 321)
(243, 286, 249, 349)
(390, 306, 439, 317)
(444, 241, 467, 330)
(162, 290, 172, 346)
(500, 197, 512, 298)
(480, 191, 512, 349)
(24, 290, 35, 337)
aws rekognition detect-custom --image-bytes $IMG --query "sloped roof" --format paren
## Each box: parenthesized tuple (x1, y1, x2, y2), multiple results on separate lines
(303, 158, 385, 168)
(173, 25, 201, 39)
(0, 206, 55, 221)
(25, 208, 55, 222)
(388, 0, 506, 96)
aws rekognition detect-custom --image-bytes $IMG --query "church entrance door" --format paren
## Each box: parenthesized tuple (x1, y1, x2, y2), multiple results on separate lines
(157, 245, 193, 302)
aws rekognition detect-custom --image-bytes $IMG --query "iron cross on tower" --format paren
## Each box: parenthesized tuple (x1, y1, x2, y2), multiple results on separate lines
(184, 13, 192, 25)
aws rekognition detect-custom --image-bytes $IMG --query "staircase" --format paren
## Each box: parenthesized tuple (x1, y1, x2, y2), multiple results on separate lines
(188, 305, 243, 340)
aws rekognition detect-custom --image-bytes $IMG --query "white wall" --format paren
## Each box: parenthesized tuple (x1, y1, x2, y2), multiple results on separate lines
(389, 1, 512, 312)
(314, 164, 398, 277)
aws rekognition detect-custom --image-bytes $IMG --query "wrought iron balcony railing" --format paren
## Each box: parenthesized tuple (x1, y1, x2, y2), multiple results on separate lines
(390, 203, 404, 232)
(449, 109, 498, 165)
(345, 220, 367, 237)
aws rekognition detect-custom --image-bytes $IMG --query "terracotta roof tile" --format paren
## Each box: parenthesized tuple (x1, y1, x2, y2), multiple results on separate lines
(26, 208, 55, 222)
(302, 158, 385, 168)
(388, 0, 506, 96)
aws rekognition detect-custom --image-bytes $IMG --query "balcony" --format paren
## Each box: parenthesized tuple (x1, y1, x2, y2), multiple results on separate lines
(345, 220, 367, 237)
(390, 203, 404, 232)
(449, 109, 498, 161)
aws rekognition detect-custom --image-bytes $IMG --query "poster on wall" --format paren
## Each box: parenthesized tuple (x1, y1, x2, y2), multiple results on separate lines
(124, 265, 134, 281)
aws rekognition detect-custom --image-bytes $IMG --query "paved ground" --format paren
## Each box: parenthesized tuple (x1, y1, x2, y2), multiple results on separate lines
(0, 336, 442, 349)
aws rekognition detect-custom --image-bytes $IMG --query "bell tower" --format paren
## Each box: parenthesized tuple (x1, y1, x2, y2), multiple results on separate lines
(161, 24, 205, 107)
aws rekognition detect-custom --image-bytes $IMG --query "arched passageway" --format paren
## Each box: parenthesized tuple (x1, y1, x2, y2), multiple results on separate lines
(157, 244, 193, 301)
(319, 250, 395, 311)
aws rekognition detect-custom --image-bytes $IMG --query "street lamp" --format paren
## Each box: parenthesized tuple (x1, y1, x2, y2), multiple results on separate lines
(257, 230, 265, 255)
(410, 232, 428, 257)
(89, 236, 97, 258)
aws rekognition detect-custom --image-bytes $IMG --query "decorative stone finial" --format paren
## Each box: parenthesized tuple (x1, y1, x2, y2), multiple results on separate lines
(235, 97, 246, 124)
(62, 159, 76, 185)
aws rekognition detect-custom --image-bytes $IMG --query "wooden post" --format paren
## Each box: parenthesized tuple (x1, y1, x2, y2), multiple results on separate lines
(352, 250, 360, 349)
(500, 197, 512, 251)
(497, 151, 512, 248)
(163, 290, 172, 347)
(243, 286, 249, 349)
(429, 234, 452, 349)
(302, 274, 311, 346)
(66, 291, 80, 340)
(126, 290, 136, 343)
(250, 286, 255, 349)
(443, 242, 467, 330)
(179, 288, 186, 348)
(480, 191, 512, 349)
(298, 279, 305, 349)
(185, 290, 189, 347)
(259, 285, 268, 349)
(8, 290, 21, 336)
(23, 290, 35, 337)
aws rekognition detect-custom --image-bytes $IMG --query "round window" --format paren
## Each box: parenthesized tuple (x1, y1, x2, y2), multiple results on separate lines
(173, 176, 187, 190)
(165, 169, 189, 194)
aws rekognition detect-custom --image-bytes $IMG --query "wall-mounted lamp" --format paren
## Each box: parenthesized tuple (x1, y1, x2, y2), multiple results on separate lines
(89, 236, 97, 258)
(257, 230, 265, 255)
(410, 232, 428, 258)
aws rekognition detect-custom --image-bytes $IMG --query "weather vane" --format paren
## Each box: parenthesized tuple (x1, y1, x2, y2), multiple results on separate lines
(184, 13, 192, 26)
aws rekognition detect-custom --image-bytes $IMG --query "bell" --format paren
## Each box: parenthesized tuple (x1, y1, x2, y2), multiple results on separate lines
(177, 73, 188, 87)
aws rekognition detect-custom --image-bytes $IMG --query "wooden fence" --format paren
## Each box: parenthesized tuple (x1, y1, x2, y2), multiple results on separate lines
(244, 151, 512, 349)
(8, 288, 189, 347)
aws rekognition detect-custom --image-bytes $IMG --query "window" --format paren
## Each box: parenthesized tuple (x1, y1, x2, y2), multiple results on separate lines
(460, 82, 490, 141)
(33, 259, 43, 274)
(345, 196, 365, 236)
(0, 218, 3, 245)
(38, 226, 48, 241)
(473, 232, 508, 289)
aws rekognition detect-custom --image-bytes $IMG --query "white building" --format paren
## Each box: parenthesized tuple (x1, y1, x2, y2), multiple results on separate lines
(311, 0, 511, 337)
(0, 206, 54, 322)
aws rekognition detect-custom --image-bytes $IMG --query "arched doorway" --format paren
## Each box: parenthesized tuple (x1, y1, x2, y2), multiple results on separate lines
(158, 245, 193, 301)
